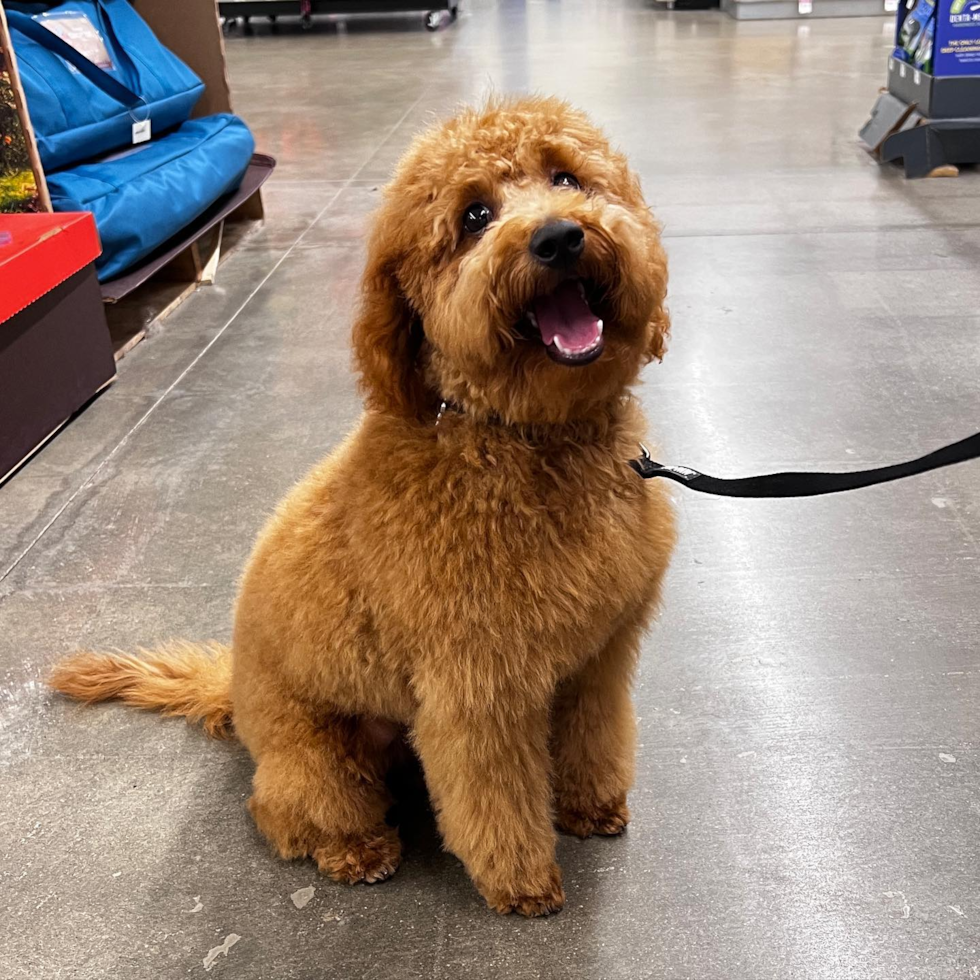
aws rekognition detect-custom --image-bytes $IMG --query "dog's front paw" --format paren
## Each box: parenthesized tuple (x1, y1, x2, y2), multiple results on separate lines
(313, 826, 401, 885)
(556, 796, 630, 839)
(482, 865, 565, 917)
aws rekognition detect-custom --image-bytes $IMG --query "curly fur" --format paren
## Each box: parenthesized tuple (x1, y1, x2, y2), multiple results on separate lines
(49, 96, 676, 917)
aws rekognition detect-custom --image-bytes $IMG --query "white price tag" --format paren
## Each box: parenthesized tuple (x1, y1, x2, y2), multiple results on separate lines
(798, 0, 813, 13)
(884, 0, 899, 10)
(132, 119, 151, 144)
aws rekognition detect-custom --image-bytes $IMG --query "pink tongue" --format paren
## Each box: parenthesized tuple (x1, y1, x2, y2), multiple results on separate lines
(533, 281, 600, 352)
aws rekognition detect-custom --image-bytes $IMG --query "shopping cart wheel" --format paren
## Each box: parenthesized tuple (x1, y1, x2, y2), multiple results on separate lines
(425, 10, 442, 30)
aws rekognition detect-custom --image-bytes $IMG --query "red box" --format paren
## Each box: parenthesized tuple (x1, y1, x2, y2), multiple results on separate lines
(1, 213, 116, 483)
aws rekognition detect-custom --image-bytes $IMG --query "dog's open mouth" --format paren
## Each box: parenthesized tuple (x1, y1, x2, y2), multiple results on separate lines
(524, 279, 605, 367)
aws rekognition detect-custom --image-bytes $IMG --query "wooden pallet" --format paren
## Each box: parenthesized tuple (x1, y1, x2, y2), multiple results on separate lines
(103, 154, 274, 360)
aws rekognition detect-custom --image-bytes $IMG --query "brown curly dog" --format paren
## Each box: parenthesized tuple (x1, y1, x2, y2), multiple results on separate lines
(49, 96, 676, 917)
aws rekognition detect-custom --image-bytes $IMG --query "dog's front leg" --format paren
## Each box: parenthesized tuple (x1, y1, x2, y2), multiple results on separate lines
(551, 620, 641, 838)
(413, 693, 564, 917)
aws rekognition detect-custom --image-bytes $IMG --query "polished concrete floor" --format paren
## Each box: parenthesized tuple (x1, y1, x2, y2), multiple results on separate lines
(2, 2, 979, 978)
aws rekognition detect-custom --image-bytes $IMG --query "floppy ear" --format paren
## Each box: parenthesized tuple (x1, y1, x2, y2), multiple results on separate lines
(618, 161, 671, 364)
(646, 238, 671, 363)
(351, 228, 429, 418)
(647, 301, 670, 363)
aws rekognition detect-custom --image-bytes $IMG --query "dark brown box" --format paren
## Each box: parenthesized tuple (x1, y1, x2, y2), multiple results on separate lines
(1, 265, 116, 483)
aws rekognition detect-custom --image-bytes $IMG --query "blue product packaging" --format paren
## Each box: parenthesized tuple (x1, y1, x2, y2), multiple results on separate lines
(934, 0, 980, 75)
(913, 11, 936, 69)
(899, 0, 937, 58)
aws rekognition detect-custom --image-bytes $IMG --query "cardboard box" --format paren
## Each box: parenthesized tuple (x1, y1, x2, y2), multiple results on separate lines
(0, 213, 116, 483)
(887, 54, 980, 115)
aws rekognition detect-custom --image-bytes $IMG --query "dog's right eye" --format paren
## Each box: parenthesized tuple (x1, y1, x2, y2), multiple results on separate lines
(462, 203, 492, 235)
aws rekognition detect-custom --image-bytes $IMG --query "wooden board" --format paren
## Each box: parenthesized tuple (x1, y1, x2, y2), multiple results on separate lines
(0, 5, 50, 212)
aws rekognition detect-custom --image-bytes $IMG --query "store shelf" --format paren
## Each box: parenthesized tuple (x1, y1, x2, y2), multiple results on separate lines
(649, 0, 719, 11)
(219, 0, 459, 31)
(722, 0, 892, 19)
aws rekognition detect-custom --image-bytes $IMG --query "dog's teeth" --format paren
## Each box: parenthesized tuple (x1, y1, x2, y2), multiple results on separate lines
(596, 319, 604, 335)
(576, 282, 586, 299)
(527, 311, 538, 328)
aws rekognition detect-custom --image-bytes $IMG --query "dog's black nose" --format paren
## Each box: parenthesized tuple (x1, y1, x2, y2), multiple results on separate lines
(529, 220, 585, 270)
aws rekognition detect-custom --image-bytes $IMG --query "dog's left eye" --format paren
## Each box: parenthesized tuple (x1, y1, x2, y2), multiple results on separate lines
(553, 172, 580, 190)
(462, 202, 493, 235)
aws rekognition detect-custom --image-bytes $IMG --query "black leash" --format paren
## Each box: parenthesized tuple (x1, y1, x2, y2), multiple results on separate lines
(628, 431, 980, 498)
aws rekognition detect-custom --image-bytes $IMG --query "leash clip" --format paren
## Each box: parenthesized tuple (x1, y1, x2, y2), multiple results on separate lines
(629, 443, 663, 479)
(630, 443, 701, 482)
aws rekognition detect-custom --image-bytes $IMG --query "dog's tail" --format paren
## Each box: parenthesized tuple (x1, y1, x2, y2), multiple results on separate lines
(48, 640, 234, 738)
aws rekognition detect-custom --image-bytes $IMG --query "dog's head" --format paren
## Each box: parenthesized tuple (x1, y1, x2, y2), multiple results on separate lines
(352, 97, 669, 425)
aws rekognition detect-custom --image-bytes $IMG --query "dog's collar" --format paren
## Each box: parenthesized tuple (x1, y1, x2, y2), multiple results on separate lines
(434, 399, 503, 427)
(434, 400, 463, 426)
(433, 397, 630, 431)
(432, 398, 619, 438)
(433, 397, 647, 466)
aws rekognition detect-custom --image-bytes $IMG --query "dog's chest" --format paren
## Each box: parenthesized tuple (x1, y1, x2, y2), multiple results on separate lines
(375, 444, 668, 664)
(489, 472, 657, 611)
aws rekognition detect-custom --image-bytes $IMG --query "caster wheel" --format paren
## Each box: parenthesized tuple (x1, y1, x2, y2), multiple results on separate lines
(302, 12, 312, 29)
(450, 4, 459, 18)
(242, 16, 254, 35)
(425, 10, 442, 30)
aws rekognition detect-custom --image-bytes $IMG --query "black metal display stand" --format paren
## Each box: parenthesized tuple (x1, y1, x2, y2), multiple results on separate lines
(219, 0, 459, 32)
(860, 57, 980, 178)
